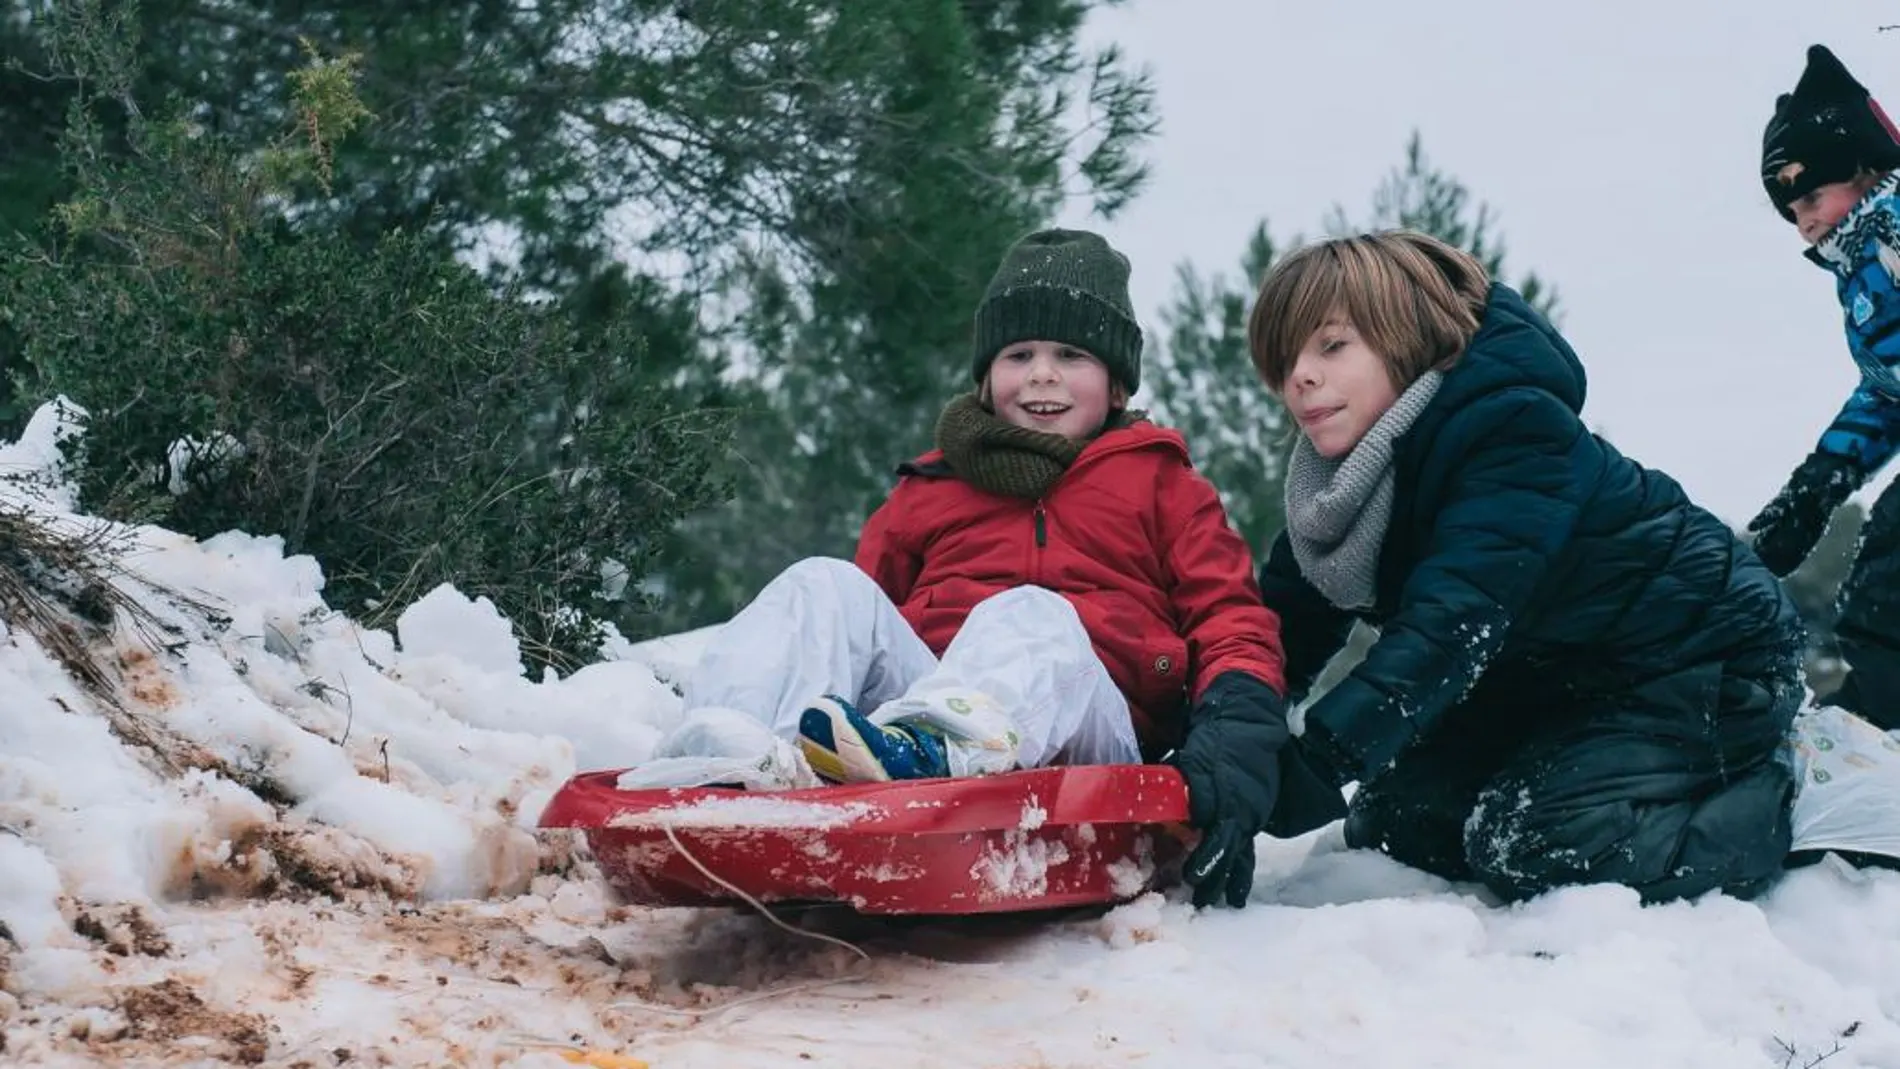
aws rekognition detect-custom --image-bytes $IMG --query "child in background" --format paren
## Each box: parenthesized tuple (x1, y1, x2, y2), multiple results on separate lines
(1749, 44, 1900, 732)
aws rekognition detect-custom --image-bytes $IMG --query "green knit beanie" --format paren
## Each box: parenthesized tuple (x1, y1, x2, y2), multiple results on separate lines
(971, 228, 1144, 394)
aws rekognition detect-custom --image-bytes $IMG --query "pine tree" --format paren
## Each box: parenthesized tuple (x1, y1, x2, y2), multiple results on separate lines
(1144, 223, 1289, 554)
(0, 1, 1158, 641)
(629, 5, 1158, 633)
(1331, 132, 1559, 322)
(4, 2, 731, 669)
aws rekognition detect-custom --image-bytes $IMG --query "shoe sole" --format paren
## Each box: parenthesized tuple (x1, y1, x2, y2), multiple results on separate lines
(798, 711, 894, 784)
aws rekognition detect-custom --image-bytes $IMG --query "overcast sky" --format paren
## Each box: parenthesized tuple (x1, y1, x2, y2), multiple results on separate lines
(1056, 0, 1900, 525)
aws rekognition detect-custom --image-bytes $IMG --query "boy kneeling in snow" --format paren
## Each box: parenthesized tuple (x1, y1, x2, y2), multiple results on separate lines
(1251, 230, 1806, 904)
(631, 228, 1343, 908)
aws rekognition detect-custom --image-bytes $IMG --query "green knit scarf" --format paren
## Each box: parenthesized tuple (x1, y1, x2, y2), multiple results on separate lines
(934, 392, 1142, 499)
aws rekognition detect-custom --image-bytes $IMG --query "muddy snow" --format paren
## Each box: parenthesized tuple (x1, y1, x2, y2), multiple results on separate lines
(4, 402, 1900, 1069)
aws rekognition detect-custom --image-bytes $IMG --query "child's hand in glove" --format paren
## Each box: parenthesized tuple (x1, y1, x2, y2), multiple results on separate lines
(1169, 671, 1290, 909)
(1748, 450, 1860, 576)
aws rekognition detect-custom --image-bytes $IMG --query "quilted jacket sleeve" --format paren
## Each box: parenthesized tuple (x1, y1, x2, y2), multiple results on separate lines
(1301, 387, 1590, 783)
(1816, 249, 1900, 478)
(1817, 379, 1900, 481)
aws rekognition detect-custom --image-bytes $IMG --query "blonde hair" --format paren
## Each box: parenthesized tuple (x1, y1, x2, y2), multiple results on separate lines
(1247, 230, 1491, 393)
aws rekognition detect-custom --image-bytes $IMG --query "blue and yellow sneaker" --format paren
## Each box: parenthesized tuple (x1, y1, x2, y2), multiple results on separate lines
(797, 695, 950, 783)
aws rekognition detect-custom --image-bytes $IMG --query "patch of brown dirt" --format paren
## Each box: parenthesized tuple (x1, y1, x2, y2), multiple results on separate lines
(114, 979, 271, 1065)
(118, 645, 179, 710)
(169, 824, 423, 904)
(376, 903, 632, 1004)
(535, 827, 592, 879)
(476, 821, 539, 899)
(380, 908, 495, 973)
(70, 903, 173, 957)
(249, 826, 419, 900)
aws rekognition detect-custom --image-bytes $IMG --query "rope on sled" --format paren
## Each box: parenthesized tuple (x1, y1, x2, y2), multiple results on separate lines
(595, 825, 872, 1021)
(663, 822, 873, 964)
(507, 824, 875, 1060)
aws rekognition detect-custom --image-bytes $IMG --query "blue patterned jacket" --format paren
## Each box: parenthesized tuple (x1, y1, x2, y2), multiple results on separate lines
(1808, 170, 1900, 477)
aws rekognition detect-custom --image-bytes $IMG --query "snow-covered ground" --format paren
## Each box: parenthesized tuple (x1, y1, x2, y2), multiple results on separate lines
(2, 403, 1899, 1069)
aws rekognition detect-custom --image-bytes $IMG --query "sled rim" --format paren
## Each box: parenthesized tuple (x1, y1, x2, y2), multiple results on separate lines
(538, 763, 1190, 835)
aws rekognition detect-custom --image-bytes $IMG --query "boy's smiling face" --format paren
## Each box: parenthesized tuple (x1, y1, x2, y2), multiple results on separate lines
(1790, 177, 1880, 244)
(985, 340, 1117, 441)
(1279, 315, 1400, 459)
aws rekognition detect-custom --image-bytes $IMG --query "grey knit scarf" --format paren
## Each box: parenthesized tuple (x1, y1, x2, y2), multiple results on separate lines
(1283, 370, 1444, 610)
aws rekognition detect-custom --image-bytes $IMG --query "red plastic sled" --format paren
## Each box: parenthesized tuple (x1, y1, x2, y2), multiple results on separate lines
(538, 764, 1191, 915)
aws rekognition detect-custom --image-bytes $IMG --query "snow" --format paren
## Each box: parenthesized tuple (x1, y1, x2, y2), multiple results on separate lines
(2, 400, 1900, 1067)
(970, 831, 1068, 900)
(1019, 802, 1048, 830)
(609, 796, 881, 830)
(395, 585, 526, 677)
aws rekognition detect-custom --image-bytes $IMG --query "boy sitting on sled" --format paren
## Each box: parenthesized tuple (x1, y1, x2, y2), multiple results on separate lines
(632, 228, 1343, 908)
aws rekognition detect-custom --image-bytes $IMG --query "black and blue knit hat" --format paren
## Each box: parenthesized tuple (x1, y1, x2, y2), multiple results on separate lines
(1762, 44, 1900, 221)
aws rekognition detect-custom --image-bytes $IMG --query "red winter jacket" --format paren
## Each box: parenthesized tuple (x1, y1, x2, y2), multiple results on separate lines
(854, 422, 1286, 756)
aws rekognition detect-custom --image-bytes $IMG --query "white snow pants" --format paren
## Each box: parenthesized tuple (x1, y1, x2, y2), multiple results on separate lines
(638, 558, 1139, 786)
(1788, 703, 1900, 862)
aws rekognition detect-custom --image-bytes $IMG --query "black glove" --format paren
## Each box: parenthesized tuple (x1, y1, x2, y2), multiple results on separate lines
(1169, 671, 1289, 909)
(1747, 450, 1861, 576)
